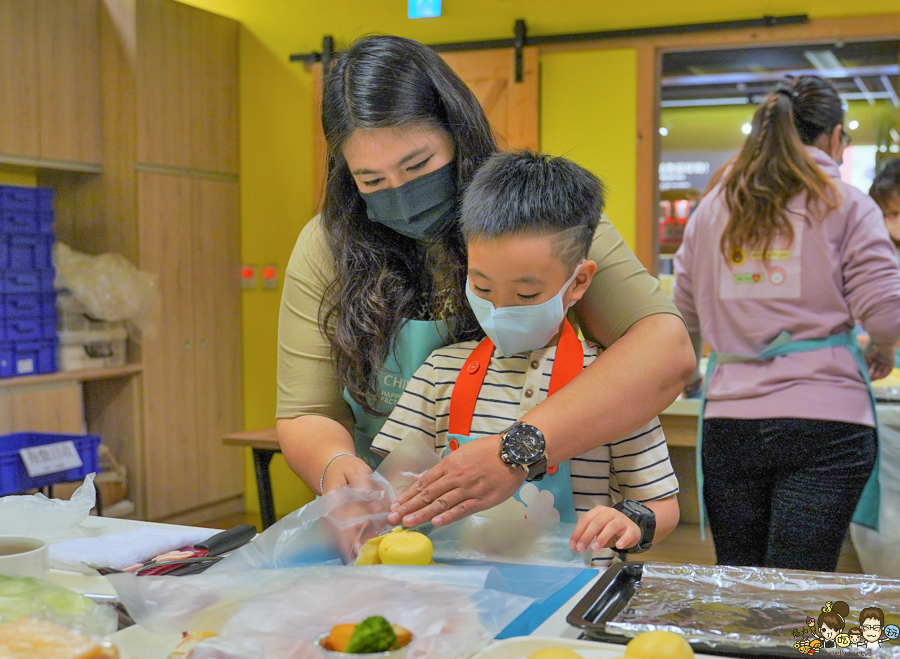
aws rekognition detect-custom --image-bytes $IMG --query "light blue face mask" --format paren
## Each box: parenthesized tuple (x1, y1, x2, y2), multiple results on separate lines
(465, 263, 583, 357)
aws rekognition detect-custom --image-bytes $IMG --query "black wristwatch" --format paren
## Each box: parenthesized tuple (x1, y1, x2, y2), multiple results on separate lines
(613, 499, 656, 553)
(499, 422, 548, 482)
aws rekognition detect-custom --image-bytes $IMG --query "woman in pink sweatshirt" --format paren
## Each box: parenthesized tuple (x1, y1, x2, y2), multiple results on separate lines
(674, 75, 900, 572)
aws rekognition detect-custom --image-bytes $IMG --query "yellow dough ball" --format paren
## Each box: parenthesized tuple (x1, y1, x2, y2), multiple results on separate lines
(354, 535, 385, 565)
(527, 648, 584, 659)
(377, 529, 433, 565)
(626, 631, 694, 659)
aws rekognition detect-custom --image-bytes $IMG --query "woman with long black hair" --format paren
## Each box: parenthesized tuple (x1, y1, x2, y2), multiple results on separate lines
(674, 75, 900, 571)
(277, 35, 695, 526)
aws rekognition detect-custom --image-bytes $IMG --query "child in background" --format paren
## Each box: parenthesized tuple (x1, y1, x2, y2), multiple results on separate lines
(871, 159, 900, 258)
(371, 151, 680, 566)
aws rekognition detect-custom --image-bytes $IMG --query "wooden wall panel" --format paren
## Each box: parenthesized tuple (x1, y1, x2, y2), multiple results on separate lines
(138, 171, 198, 519)
(191, 179, 243, 504)
(136, 0, 192, 169)
(188, 8, 239, 174)
(0, 0, 40, 158)
(37, 0, 102, 164)
(5, 383, 86, 434)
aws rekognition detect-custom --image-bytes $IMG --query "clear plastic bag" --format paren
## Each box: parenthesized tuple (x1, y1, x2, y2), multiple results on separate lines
(54, 242, 160, 340)
(215, 435, 591, 571)
(0, 573, 117, 638)
(108, 566, 534, 659)
(0, 473, 95, 540)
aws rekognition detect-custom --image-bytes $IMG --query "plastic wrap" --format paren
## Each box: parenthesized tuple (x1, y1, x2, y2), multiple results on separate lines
(606, 563, 900, 655)
(54, 242, 160, 339)
(108, 565, 534, 659)
(0, 574, 117, 638)
(215, 434, 591, 571)
(0, 473, 95, 540)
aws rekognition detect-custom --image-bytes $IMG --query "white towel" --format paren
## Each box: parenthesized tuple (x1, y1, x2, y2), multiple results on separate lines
(50, 527, 216, 571)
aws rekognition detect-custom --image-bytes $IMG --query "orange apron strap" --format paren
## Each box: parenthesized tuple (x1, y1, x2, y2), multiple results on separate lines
(548, 320, 584, 395)
(448, 337, 495, 436)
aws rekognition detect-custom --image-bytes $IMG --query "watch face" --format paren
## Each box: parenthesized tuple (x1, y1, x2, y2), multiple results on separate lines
(622, 499, 653, 517)
(503, 424, 545, 464)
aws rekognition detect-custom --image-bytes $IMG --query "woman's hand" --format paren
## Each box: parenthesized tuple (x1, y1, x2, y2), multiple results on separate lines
(322, 454, 375, 494)
(569, 507, 641, 553)
(387, 435, 526, 527)
(865, 343, 895, 382)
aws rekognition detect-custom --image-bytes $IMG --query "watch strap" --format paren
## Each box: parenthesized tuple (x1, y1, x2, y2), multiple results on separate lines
(525, 454, 548, 482)
(613, 499, 656, 554)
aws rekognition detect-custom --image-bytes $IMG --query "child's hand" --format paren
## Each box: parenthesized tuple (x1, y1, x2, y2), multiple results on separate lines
(569, 506, 641, 553)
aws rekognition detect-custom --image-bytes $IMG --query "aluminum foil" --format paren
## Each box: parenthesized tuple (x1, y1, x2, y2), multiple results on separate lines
(605, 563, 900, 656)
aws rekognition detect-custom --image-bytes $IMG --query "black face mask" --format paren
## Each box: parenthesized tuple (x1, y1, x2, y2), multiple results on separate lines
(360, 163, 456, 240)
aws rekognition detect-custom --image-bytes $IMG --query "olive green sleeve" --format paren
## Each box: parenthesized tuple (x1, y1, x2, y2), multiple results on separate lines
(276, 216, 355, 423)
(573, 215, 684, 348)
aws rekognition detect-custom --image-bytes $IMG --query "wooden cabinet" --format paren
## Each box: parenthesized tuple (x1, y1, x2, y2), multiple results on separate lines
(138, 173, 242, 520)
(0, 0, 40, 158)
(0, 0, 101, 166)
(37, 0, 103, 164)
(190, 179, 243, 504)
(137, 0, 238, 175)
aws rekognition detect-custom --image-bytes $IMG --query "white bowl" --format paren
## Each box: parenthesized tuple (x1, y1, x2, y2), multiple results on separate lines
(314, 632, 412, 658)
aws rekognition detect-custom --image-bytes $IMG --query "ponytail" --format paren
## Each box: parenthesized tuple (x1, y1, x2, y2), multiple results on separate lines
(720, 76, 842, 262)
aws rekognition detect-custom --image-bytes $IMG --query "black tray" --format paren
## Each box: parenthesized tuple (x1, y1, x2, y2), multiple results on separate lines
(566, 562, 799, 658)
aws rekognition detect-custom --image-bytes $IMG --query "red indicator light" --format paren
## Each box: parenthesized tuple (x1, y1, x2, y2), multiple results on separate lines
(262, 266, 277, 279)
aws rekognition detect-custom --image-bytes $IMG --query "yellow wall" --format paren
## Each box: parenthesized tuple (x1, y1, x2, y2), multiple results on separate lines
(173, 0, 900, 517)
(0, 168, 38, 187)
(542, 49, 637, 246)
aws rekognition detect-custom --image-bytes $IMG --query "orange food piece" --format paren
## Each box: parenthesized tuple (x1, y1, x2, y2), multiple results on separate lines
(0, 617, 118, 659)
(323, 622, 413, 653)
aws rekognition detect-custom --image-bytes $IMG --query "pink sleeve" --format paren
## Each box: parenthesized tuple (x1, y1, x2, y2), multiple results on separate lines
(673, 204, 702, 334)
(841, 198, 900, 347)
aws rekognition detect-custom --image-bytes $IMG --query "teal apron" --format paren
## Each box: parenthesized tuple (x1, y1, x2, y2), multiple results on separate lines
(696, 330, 881, 540)
(442, 320, 585, 524)
(344, 320, 451, 469)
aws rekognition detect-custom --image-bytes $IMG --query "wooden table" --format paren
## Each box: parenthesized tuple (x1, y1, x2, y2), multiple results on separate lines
(222, 427, 279, 529)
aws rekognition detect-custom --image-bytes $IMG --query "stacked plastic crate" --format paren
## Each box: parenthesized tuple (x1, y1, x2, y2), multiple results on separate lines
(0, 185, 57, 378)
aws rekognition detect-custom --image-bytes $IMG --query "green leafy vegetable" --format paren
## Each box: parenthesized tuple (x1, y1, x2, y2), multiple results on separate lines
(344, 615, 398, 654)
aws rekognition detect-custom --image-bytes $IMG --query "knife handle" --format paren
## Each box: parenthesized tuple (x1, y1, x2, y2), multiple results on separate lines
(196, 524, 257, 556)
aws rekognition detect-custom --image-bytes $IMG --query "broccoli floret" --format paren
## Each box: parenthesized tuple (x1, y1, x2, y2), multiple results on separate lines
(344, 616, 398, 653)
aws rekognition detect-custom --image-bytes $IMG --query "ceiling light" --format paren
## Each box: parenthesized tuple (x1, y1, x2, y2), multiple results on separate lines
(804, 50, 844, 71)
(659, 127, 668, 137)
(880, 145, 888, 153)
(848, 120, 859, 130)
(742, 123, 752, 135)
(891, 128, 900, 143)
(891, 145, 900, 153)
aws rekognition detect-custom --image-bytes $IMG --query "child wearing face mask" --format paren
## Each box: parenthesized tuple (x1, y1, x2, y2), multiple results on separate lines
(371, 151, 680, 566)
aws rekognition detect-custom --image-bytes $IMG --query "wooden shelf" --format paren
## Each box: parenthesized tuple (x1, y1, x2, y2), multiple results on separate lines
(0, 364, 142, 388)
(0, 153, 102, 174)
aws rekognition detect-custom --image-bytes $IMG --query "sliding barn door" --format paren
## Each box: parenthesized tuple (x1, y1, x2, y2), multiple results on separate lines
(309, 45, 540, 214)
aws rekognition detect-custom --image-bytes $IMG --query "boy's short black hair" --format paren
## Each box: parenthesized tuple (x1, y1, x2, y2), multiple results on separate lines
(460, 150, 606, 270)
(871, 159, 900, 207)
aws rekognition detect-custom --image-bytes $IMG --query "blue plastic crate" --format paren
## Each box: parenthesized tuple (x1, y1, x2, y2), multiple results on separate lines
(0, 432, 100, 496)
(4, 316, 55, 342)
(1, 293, 56, 318)
(0, 270, 55, 294)
(0, 235, 7, 269)
(38, 212, 54, 234)
(0, 186, 37, 213)
(37, 189, 54, 214)
(0, 340, 57, 378)
(8, 234, 53, 270)
(1, 210, 39, 234)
